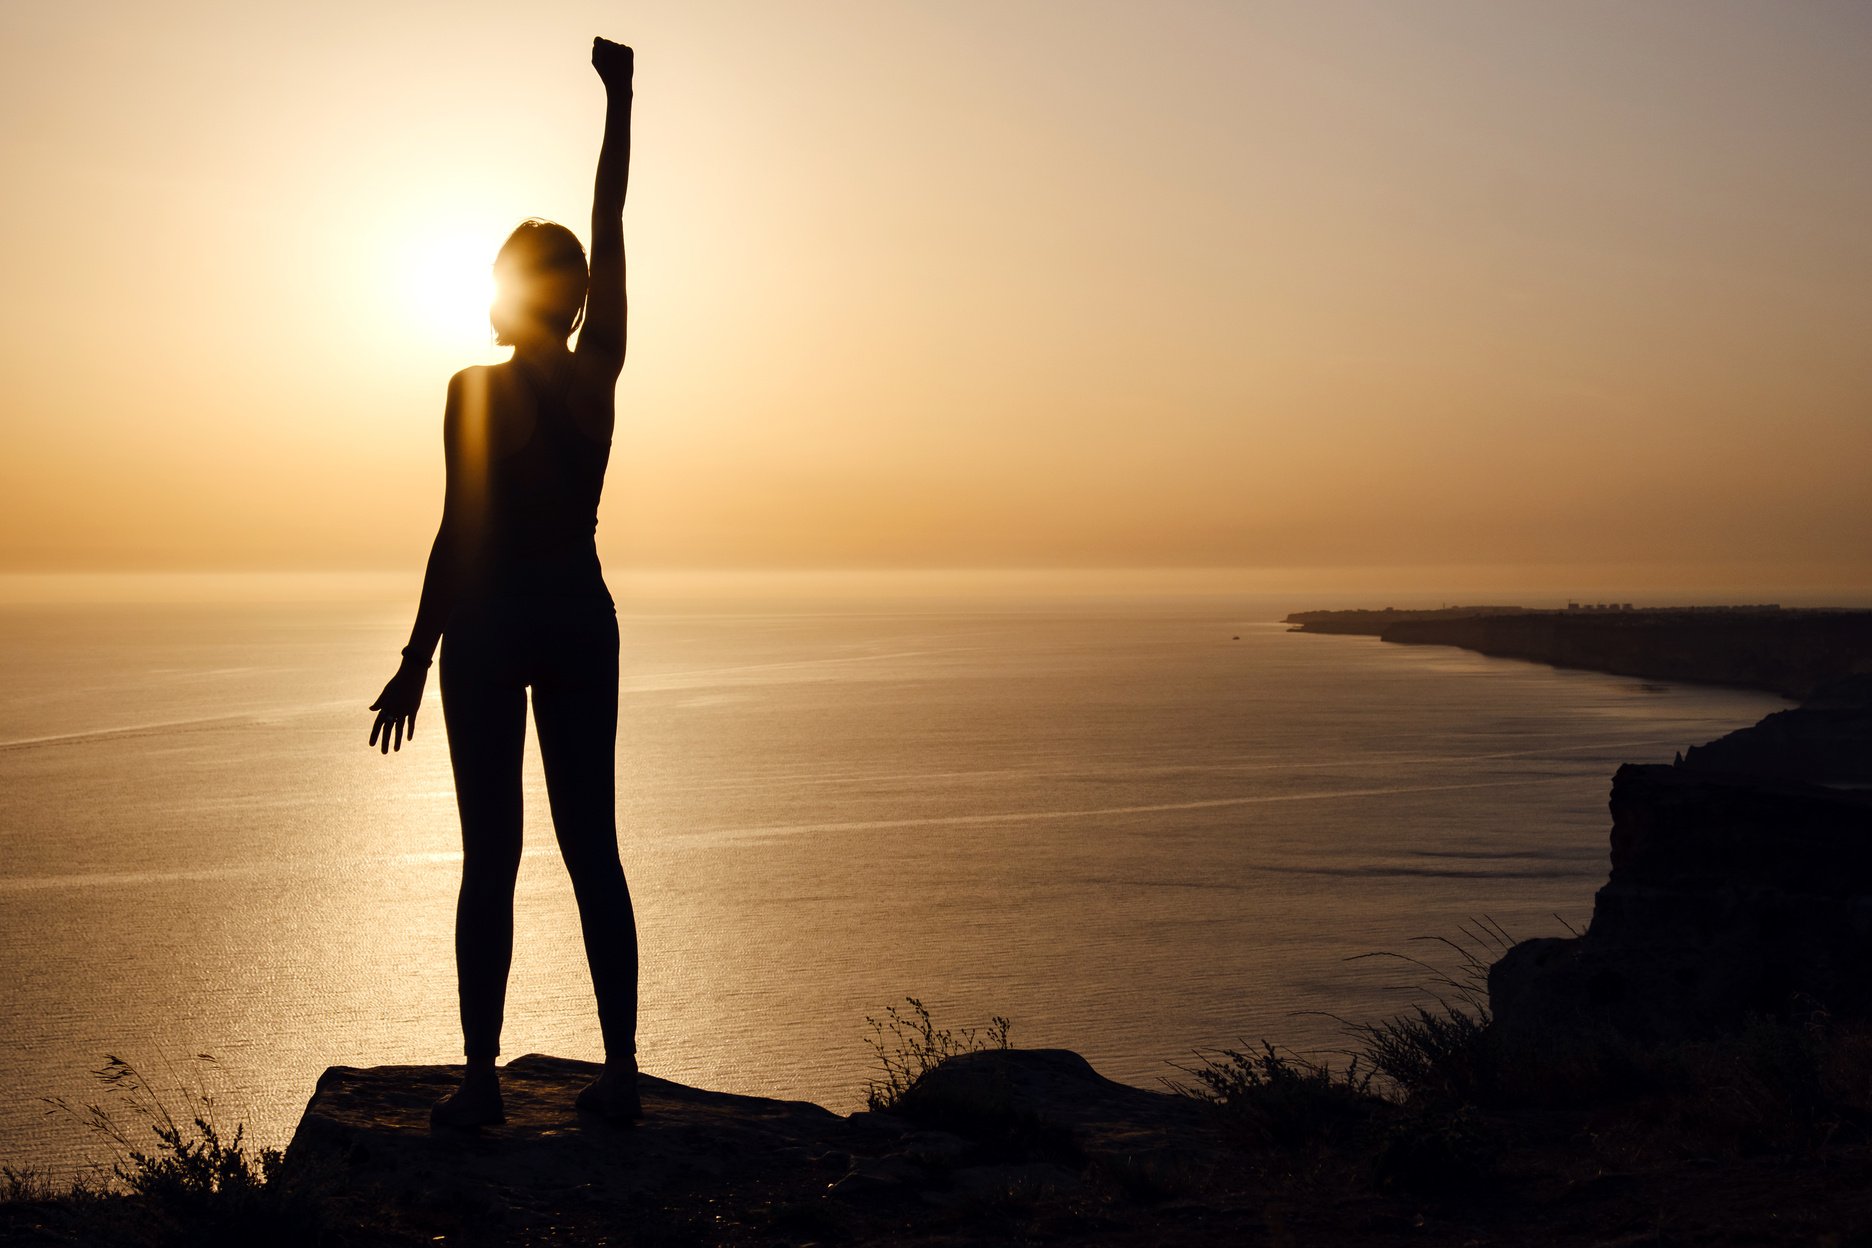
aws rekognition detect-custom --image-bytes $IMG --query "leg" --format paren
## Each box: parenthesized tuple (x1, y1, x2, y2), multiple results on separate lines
(531, 603, 640, 1104)
(434, 606, 527, 1124)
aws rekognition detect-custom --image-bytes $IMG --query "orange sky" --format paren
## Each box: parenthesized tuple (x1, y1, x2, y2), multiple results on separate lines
(2, 1, 1868, 596)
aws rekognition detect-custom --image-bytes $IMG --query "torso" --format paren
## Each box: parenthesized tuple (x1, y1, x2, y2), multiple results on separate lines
(456, 353, 615, 605)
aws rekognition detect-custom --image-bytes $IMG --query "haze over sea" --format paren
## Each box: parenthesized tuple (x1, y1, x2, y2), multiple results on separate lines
(0, 572, 1790, 1174)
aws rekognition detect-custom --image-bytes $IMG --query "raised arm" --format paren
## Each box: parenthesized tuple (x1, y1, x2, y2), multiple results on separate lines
(580, 38, 634, 380)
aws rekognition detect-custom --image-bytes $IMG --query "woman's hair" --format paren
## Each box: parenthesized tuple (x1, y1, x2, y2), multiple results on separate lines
(490, 219, 589, 346)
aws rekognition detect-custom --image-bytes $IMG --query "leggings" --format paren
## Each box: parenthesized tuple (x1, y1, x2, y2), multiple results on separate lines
(439, 593, 637, 1064)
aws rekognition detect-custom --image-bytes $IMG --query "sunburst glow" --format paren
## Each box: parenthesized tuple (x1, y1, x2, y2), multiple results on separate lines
(393, 226, 500, 353)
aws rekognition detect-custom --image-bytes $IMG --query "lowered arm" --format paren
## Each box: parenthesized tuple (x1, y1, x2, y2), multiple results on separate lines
(404, 369, 480, 663)
(371, 369, 480, 753)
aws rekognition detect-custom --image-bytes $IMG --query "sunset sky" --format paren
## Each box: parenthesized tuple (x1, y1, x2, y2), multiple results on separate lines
(3, 1, 1869, 595)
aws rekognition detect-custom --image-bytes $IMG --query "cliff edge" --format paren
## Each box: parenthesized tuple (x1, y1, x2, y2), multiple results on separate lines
(281, 1048, 1235, 1246)
(1490, 678, 1872, 1044)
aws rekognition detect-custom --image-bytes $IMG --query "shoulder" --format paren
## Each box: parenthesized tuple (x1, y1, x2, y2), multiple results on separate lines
(442, 366, 499, 441)
(445, 364, 506, 412)
(448, 364, 497, 397)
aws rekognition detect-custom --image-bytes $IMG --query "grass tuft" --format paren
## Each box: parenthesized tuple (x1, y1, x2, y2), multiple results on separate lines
(1169, 1042, 1378, 1148)
(1348, 1003, 1495, 1106)
(863, 996, 1011, 1112)
(1335, 917, 1513, 1105)
(14, 1053, 338, 1247)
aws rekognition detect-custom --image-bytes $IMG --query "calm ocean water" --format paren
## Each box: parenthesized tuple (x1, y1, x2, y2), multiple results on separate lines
(0, 575, 1787, 1173)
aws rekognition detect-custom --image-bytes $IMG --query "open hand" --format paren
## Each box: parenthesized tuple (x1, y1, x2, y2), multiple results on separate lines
(368, 660, 427, 754)
(592, 37, 633, 91)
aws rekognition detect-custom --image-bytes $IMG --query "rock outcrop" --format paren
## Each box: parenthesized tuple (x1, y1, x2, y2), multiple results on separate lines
(1676, 674, 1872, 785)
(283, 1048, 1238, 1245)
(1489, 682, 1872, 1045)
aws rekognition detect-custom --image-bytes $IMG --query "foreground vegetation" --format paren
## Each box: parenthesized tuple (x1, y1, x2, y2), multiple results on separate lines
(0, 1056, 364, 1248)
(1165, 925, 1872, 1201)
(851, 928, 1872, 1244)
(11, 955, 1872, 1246)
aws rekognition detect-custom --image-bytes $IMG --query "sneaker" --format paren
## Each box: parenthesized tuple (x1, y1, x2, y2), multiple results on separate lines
(430, 1074, 505, 1129)
(575, 1062, 643, 1123)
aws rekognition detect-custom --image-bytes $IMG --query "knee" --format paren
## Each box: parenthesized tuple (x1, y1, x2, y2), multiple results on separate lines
(460, 848, 523, 897)
(562, 841, 627, 891)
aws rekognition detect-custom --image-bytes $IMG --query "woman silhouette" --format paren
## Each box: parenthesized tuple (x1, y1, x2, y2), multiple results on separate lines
(369, 36, 639, 1128)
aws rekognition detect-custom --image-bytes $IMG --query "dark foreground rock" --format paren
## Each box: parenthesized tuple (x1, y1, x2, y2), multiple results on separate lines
(280, 1049, 1250, 1247)
(249, 1042, 1872, 1248)
(1491, 681, 1872, 1046)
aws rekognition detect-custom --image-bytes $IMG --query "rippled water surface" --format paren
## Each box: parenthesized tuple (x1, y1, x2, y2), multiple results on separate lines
(0, 578, 1787, 1171)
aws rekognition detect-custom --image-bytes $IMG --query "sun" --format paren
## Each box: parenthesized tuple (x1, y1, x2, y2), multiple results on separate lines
(392, 225, 500, 354)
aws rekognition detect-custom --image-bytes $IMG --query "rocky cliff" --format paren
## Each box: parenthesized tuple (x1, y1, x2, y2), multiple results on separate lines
(1489, 679, 1872, 1044)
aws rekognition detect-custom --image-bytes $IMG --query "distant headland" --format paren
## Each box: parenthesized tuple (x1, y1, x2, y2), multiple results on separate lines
(1283, 603, 1872, 699)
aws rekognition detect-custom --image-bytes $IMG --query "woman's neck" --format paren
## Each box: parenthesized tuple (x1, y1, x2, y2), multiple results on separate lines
(509, 340, 570, 367)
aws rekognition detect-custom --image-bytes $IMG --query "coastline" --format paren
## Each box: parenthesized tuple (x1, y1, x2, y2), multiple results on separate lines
(1286, 605, 1872, 699)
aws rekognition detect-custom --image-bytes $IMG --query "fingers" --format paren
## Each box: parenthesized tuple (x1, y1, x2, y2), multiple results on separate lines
(370, 715, 411, 751)
(591, 37, 634, 65)
(370, 672, 421, 752)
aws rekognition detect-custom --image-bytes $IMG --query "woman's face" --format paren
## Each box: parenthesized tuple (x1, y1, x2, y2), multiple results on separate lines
(491, 258, 586, 344)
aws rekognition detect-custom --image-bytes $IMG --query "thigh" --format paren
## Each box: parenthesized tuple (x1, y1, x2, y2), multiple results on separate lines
(441, 602, 529, 855)
(529, 603, 619, 840)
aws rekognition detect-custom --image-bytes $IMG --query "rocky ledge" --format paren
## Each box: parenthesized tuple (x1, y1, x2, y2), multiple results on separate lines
(284, 1048, 1247, 1246)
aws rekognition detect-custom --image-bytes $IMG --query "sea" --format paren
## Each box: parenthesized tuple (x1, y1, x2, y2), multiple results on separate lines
(0, 572, 1791, 1175)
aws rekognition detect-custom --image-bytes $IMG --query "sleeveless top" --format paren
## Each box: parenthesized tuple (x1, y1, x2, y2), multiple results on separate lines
(458, 365, 612, 606)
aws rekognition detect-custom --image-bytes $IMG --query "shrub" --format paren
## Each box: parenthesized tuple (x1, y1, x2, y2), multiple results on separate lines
(862, 997, 1011, 1112)
(31, 1054, 334, 1248)
(1171, 1041, 1379, 1148)
(1349, 1002, 1495, 1106)
(1337, 918, 1514, 1106)
(0, 1165, 108, 1204)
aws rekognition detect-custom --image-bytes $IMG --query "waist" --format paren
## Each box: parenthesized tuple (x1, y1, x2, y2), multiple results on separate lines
(459, 547, 610, 605)
(441, 589, 618, 665)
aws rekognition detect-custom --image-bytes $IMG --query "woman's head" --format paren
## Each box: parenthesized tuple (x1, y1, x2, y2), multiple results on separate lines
(490, 219, 589, 347)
